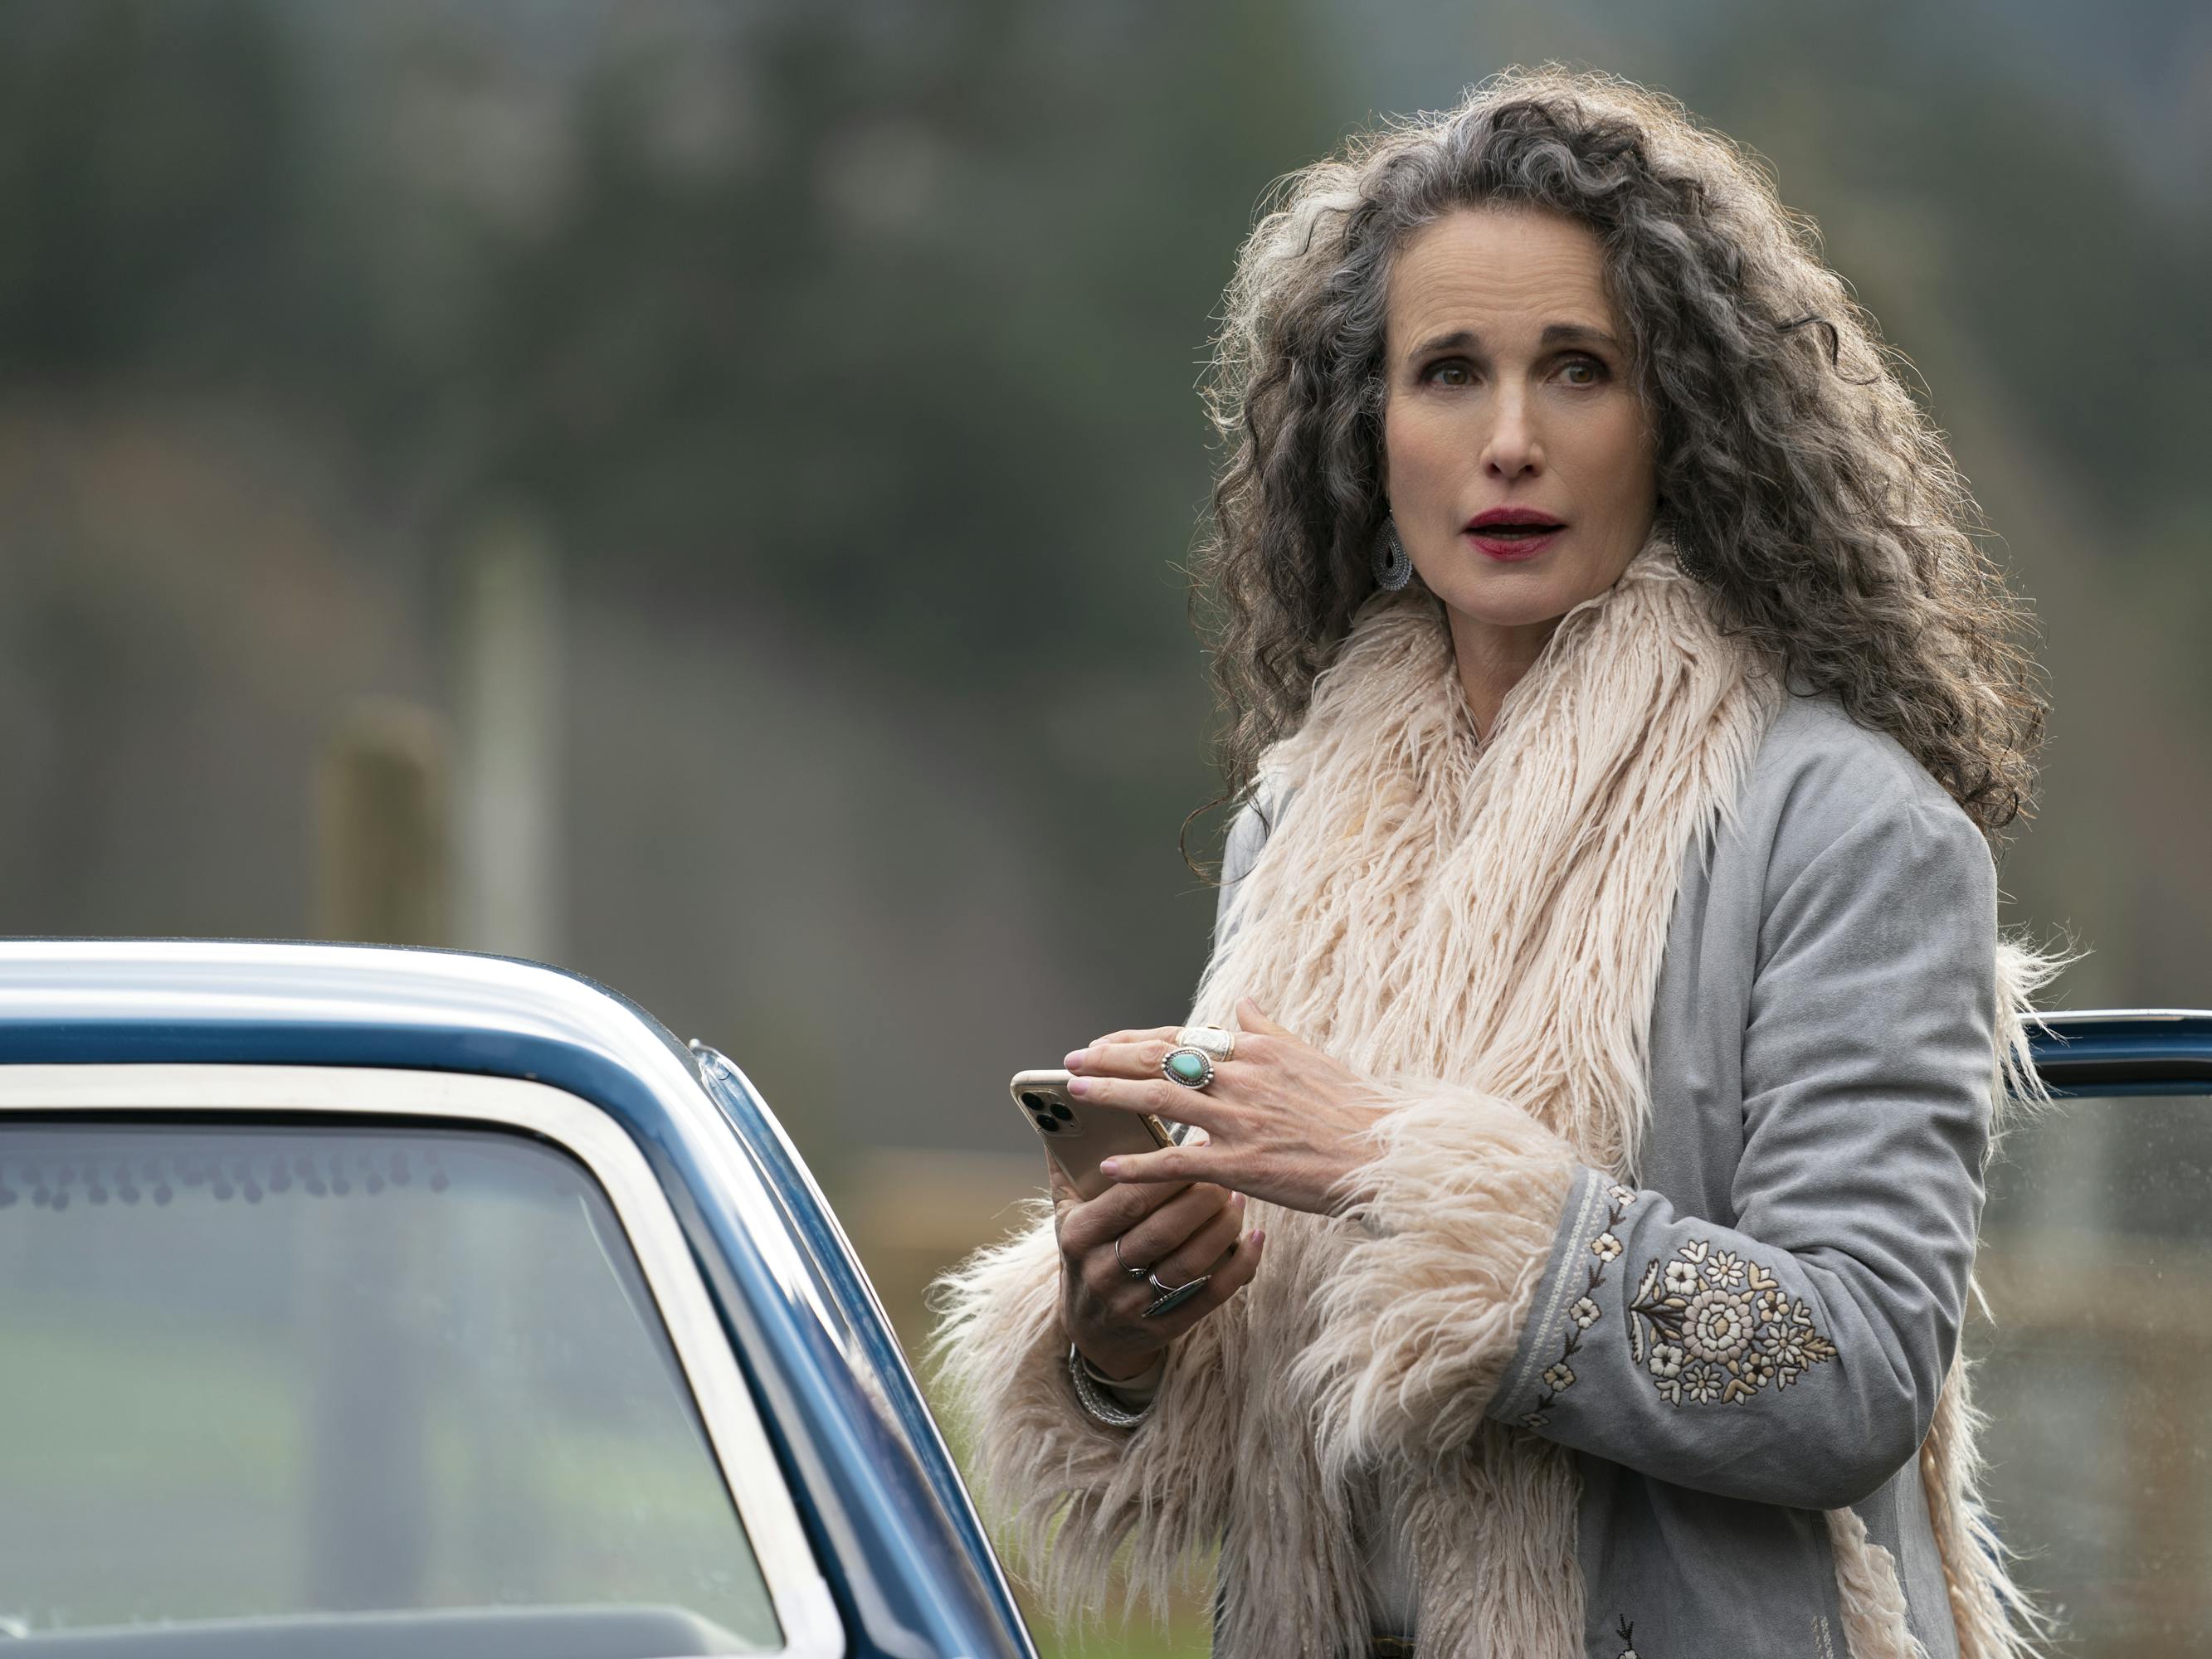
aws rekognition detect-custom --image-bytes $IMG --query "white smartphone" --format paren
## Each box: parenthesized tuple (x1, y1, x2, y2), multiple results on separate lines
(1009, 1067, 1193, 1203)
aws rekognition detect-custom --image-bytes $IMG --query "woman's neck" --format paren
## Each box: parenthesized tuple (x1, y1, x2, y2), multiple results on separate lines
(1445, 609, 1564, 744)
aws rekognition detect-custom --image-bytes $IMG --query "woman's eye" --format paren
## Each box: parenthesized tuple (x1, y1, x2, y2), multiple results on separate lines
(1423, 356, 1605, 387)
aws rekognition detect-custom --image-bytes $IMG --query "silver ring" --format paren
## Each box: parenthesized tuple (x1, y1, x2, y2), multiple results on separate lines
(1176, 1024, 1235, 1061)
(1147, 1267, 1201, 1296)
(1162, 1044, 1216, 1089)
(1113, 1234, 1149, 1280)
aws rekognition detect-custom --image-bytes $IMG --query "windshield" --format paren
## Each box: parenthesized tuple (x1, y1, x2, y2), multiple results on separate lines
(0, 1119, 780, 1650)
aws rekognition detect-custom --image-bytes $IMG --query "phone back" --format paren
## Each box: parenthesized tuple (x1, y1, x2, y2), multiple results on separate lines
(1008, 1068, 1177, 1202)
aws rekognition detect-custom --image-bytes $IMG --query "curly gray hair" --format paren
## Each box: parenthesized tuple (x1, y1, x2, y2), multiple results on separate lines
(1182, 64, 2046, 875)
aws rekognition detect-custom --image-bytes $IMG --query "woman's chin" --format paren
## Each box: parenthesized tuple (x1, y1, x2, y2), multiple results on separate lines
(1429, 577, 1586, 633)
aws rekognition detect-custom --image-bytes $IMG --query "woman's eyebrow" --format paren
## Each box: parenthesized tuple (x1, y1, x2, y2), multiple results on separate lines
(1406, 323, 1621, 362)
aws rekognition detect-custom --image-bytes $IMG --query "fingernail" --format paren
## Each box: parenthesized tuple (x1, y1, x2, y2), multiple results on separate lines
(1232, 1191, 1247, 1208)
(1064, 1049, 1084, 1070)
(1099, 1158, 1120, 1177)
(1250, 1227, 1265, 1246)
(1067, 1077, 1089, 1095)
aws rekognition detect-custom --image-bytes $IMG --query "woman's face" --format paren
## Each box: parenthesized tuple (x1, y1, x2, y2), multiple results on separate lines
(1381, 204, 1658, 634)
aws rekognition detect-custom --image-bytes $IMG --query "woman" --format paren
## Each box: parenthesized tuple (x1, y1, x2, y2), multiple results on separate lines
(928, 66, 2063, 1659)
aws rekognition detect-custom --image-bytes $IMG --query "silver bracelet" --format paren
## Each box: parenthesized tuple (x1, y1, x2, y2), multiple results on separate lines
(1066, 1341, 1155, 1428)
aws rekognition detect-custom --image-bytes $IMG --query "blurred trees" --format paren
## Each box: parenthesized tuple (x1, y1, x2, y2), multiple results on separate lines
(0, 0, 2206, 1123)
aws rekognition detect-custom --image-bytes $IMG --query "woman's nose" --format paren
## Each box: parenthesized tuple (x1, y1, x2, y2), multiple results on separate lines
(1483, 389, 1543, 477)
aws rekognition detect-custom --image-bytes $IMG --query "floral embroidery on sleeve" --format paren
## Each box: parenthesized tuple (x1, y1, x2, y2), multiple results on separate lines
(1519, 1181, 1642, 1429)
(1627, 1238, 1836, 1405)
(1615, 1614, 1642, 1658)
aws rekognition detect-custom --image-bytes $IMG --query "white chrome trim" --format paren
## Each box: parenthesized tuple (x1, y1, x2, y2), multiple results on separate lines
(0, 1063, 845, 1659)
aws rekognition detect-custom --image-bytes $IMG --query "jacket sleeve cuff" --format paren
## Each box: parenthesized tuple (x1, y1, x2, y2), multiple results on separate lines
(1284, 1077, 1579, 1485)
(1482, 1164, 1625, 1430)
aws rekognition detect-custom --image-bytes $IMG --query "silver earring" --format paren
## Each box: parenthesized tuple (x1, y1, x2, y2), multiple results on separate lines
(1657, 496, 1704, 582)
(1372, 516, 1412, 591)
(1666, 526, 1707, 584)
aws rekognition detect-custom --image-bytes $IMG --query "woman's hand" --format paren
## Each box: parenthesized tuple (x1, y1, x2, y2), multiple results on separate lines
(1050, 1151, 1264, 1382)
(1064, 996, 1392, 1218)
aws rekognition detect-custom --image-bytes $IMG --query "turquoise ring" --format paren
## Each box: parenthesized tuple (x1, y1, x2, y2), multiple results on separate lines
(1141, 1272, 1211, 1318)
(1161, 1045, 1216, 1089)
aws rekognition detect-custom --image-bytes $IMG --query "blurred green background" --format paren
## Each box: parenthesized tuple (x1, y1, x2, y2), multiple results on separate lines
(1, 0, 2208, 1652)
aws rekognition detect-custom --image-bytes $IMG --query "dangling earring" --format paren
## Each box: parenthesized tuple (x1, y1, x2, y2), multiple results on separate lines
(1655, 494, 1702, 582)
(1372, 515, 1412, 591)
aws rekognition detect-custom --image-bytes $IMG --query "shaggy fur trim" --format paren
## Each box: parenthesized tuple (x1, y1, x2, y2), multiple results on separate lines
(1289, 1075, 1578, 1483)
(1985, 931, 2078, 1167)
(922, 1196, 1250, 1635)
(1828, 1502, 1931, 1659)
(1375, 1427, 1586, 1657)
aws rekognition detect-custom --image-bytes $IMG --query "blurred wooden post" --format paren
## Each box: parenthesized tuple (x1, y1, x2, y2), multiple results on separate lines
(312, 700, 451, 945)
(455, 508, 563, 964)
(305, 698, 450, 1608)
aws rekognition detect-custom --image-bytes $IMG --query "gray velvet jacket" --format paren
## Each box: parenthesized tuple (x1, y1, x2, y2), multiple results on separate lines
(1188, 686, 1998, 1657)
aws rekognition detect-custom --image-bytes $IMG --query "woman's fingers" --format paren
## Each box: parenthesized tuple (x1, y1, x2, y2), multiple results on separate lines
(1136, 1223, 1265, 1339)
(1066, 1079, 1238, 1141)
(1113, 1179, 1240, 1270)
(1070, 1024, 1181, 1059)
(1143, 1191, 1246, 1287)
(1044, 1148, 1078, 1204)
(1068, 1034, 1173, 1076)
(1095, 1139, 1214, 1187)
(1056, 1169, 1220, 1258)
(1071, 1034, 1255, 1087)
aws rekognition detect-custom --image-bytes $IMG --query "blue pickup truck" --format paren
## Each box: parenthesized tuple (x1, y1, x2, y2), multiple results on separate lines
(0, 941, 1031, 1658)
(0, 941, 2200, 1655)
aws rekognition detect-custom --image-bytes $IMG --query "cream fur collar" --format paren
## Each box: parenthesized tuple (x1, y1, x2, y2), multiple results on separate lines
(1175, 536, 1776, 1653)
(1187, 536, 1775, 1177)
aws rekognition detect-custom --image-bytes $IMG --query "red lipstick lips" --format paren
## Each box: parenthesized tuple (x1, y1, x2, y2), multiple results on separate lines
(1464, 506, 1566, 562)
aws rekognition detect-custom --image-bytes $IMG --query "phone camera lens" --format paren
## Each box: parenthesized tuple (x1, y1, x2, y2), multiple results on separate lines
(1020, 1092, 1049, 1112)
(1050, 1102, 1074, 1121)
(1038, 1118, 1062, 1133)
